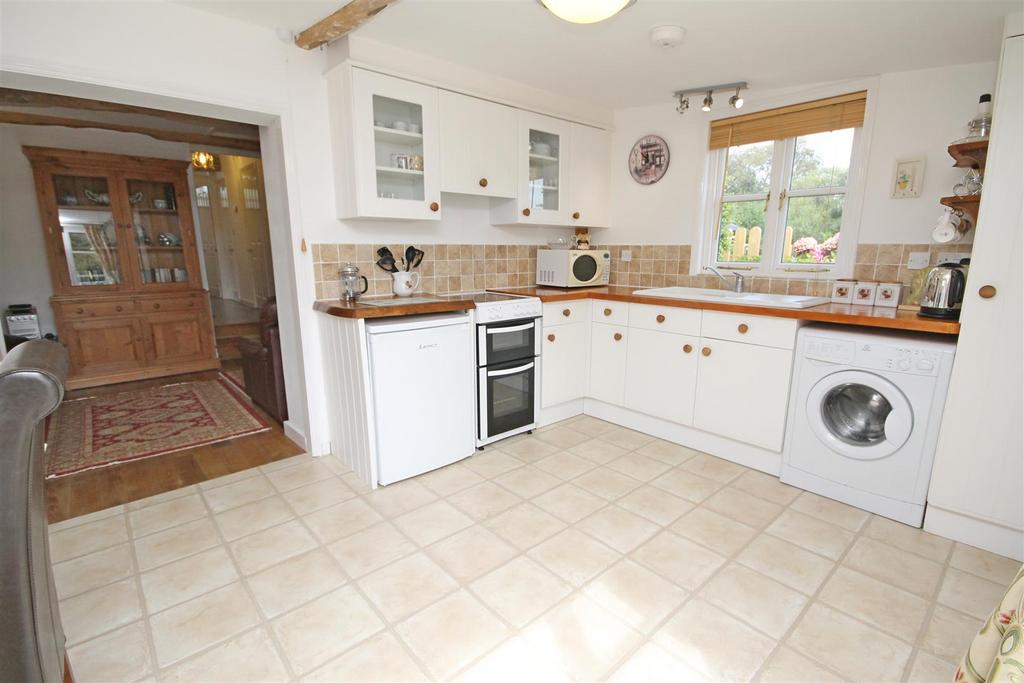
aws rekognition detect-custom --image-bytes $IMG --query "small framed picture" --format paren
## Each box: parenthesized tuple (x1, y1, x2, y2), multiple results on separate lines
(891, 159, 924, 198)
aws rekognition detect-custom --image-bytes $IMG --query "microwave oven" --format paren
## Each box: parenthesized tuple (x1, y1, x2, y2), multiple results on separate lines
(536, 249, 610, 288)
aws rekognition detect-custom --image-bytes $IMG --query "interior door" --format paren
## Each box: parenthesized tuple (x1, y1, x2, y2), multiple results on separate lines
(192, 180, 221, 298)
(240, 160, 273, 304)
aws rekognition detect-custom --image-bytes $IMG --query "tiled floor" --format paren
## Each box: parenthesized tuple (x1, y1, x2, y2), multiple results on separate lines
(49, 416, 1021, 682)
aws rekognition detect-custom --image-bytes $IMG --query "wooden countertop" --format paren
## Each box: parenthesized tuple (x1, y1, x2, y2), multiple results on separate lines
(488, 286, 961, 335)
(314, 296, 474, 319)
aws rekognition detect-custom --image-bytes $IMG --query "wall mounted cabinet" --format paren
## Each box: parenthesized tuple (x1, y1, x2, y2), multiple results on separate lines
(439, 91, 517, 198)
(25, 147, 217, 389)
(329, 62, 611, 226)
(330, 67, 442, 221)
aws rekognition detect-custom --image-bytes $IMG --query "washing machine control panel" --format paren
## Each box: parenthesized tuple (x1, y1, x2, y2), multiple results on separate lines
(805, 337, 943, 376)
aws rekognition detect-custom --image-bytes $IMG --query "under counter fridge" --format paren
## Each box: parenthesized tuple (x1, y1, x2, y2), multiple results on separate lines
(366, 312, 476, 485)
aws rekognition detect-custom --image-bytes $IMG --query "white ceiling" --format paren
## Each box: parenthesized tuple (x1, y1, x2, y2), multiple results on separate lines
(182, 0, 1016, 109)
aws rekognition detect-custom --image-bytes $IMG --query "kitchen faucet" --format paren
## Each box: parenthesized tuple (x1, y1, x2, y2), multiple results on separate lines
(704, 266, 746, 292)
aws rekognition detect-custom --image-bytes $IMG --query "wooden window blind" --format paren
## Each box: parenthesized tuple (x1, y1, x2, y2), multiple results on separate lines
(708, 91, 867, 150)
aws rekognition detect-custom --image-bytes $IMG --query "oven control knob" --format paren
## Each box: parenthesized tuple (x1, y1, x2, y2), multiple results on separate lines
(917, 359, 934, 371)
(897, 358, 911, 371)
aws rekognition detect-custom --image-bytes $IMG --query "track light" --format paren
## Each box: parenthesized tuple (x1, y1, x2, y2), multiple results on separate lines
(674, 82, 748, 115)
(729, 87, 744, 109)
(701, 91, 713, 112)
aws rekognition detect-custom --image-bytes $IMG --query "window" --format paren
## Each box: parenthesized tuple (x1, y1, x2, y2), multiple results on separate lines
(703, 91, 867, 277)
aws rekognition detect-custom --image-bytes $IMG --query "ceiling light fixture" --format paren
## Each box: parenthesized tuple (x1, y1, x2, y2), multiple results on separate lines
(536, 0, 636, 24)
(191, 150, 216, 170)
(673, 81, 749, 116)
(729, 87, 744, 109)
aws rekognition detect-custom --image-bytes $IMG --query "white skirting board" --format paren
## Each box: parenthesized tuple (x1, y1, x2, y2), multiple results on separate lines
(282, 420, 308, 451)
(925, 506, 1024, 561)
(539, 399, 585, 427)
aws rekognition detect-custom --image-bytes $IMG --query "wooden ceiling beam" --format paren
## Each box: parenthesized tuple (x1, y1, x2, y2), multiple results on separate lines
(0, 111, 261, 152)
(294, 0, 398, 50)
(0, 87, 257, 135)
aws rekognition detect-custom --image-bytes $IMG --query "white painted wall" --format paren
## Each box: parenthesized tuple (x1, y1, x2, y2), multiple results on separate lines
(0, 124, 192, 336)
(607, 61, 996, 248)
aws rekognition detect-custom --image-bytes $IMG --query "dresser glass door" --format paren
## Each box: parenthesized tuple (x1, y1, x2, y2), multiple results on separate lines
(125, 178, 190, 287)
(51, 174, 121, 287)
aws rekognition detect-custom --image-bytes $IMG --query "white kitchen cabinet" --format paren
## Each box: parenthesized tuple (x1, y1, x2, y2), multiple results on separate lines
(492, 111, 573, 226)
(541, 321, 589, 408)
(329, 66, 442, 221)
(589, 323, 628, 405)
(692, 337, 794, 451)
(568, 124, 611, 228)
(439, 91, 517, 198)
(624, 328, 699, 424)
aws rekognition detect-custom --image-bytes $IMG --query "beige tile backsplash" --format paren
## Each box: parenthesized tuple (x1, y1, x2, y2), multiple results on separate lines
(312, 242, 970, 304)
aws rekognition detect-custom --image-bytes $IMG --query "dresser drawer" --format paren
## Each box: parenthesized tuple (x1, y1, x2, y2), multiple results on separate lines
(592, 300, 628, 325)
(543, 300, 590, 327)
(139, 296, 203, 313)
(61, 299, 135, 319)
(628, 303, 700, 336)
(700, 310, 798, 349)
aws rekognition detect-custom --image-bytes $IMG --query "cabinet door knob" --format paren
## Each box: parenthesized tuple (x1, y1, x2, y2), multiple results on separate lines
(562, 308, 571, 317)
(572, 211, 581, 220)
(613, 332, 623, 341)
(76, 307, 84, 314)
(429, 201, 440, 212)
(738, 323, 749, 334)
(603, 308, 612, 317)
(479, 178, 488, 188)
(154, 303, 161, 309)
(683, 344, 693, 353)
(115, 305, 123, 312)
(979, 285, 997, 299)
(702, 347, 712, 357)
(547, 334, 556, 342)
(656, 314, 666, 323)
(522, 208, 531, 217)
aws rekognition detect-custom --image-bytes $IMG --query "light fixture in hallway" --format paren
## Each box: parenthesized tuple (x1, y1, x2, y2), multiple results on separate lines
(191, 150, 217, 170)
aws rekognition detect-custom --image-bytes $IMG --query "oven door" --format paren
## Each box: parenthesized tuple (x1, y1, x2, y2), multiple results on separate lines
(477, 318, 540, 367)
(478, 359, 537, 442)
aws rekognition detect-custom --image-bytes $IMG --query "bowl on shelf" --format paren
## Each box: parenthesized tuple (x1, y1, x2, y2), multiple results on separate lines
(547, 237, 572, 250)
(533, 142, 552, 156)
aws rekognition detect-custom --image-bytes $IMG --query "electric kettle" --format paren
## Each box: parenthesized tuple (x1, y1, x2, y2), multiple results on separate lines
(919, 262, 967, 319)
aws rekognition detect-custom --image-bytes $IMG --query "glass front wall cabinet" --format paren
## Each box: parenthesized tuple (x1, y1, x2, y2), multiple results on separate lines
(51, 174, 122, 288)
(125, 177, 192, 287)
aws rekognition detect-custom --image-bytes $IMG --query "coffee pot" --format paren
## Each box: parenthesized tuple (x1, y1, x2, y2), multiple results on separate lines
(339, 263, 369, 301)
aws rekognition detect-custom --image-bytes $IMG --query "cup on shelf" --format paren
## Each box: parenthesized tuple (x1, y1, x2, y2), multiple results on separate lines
(392, 154, 410, 169)
(392, 120, 409, 131)
(408, 123, 421, 134)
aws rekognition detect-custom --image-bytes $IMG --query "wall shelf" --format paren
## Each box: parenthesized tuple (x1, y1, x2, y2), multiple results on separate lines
(947, 140, 989, 174)
(940, 194, 981, 233)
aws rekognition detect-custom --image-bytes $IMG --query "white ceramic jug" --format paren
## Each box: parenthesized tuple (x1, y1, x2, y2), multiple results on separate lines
(392, 271, 421, 297)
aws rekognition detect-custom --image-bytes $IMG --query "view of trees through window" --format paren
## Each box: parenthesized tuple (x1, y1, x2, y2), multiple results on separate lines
(716, 129, 854, 266)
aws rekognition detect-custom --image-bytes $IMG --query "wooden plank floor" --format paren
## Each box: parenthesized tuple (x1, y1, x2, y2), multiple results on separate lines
(46, 365, 305, 524)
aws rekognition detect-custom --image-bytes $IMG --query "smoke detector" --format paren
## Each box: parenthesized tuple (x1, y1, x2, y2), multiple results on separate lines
(650, 25, 685, 49)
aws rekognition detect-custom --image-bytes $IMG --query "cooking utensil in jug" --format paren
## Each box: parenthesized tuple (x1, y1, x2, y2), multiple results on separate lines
(376, 255, 398, 273)
(404, 246, 417, 271)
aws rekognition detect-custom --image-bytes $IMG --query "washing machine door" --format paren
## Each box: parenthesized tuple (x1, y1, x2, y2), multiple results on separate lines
(805, 370, 914, 460)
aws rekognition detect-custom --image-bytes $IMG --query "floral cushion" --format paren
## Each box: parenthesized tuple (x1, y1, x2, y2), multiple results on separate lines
(956, 565, 1024, 683)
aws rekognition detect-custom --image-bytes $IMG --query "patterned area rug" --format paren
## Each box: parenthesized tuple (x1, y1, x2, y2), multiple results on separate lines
(46, 378, 270, 478)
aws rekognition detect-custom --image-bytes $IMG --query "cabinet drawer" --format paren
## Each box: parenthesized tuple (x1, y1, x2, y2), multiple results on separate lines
(139, 296, 203, 313)
(61, 299, 135, 319)
(592, 300, 628, 325)
(628, 303, 700, 335)
(700, 310, 798, 349)
(543, 300, 590, 327)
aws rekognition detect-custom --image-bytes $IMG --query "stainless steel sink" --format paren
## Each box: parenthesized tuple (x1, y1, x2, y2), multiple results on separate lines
(633, 286, 830, 309)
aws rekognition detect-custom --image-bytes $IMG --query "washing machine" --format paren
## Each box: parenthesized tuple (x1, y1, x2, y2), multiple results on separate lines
(781, 325, 956, 526)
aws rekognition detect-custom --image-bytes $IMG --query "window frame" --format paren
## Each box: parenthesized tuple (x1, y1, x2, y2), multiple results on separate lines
(698, 83, 875, 281)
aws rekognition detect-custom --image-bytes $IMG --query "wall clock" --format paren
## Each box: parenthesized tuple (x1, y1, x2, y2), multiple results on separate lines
(629, 135, 670, 185)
